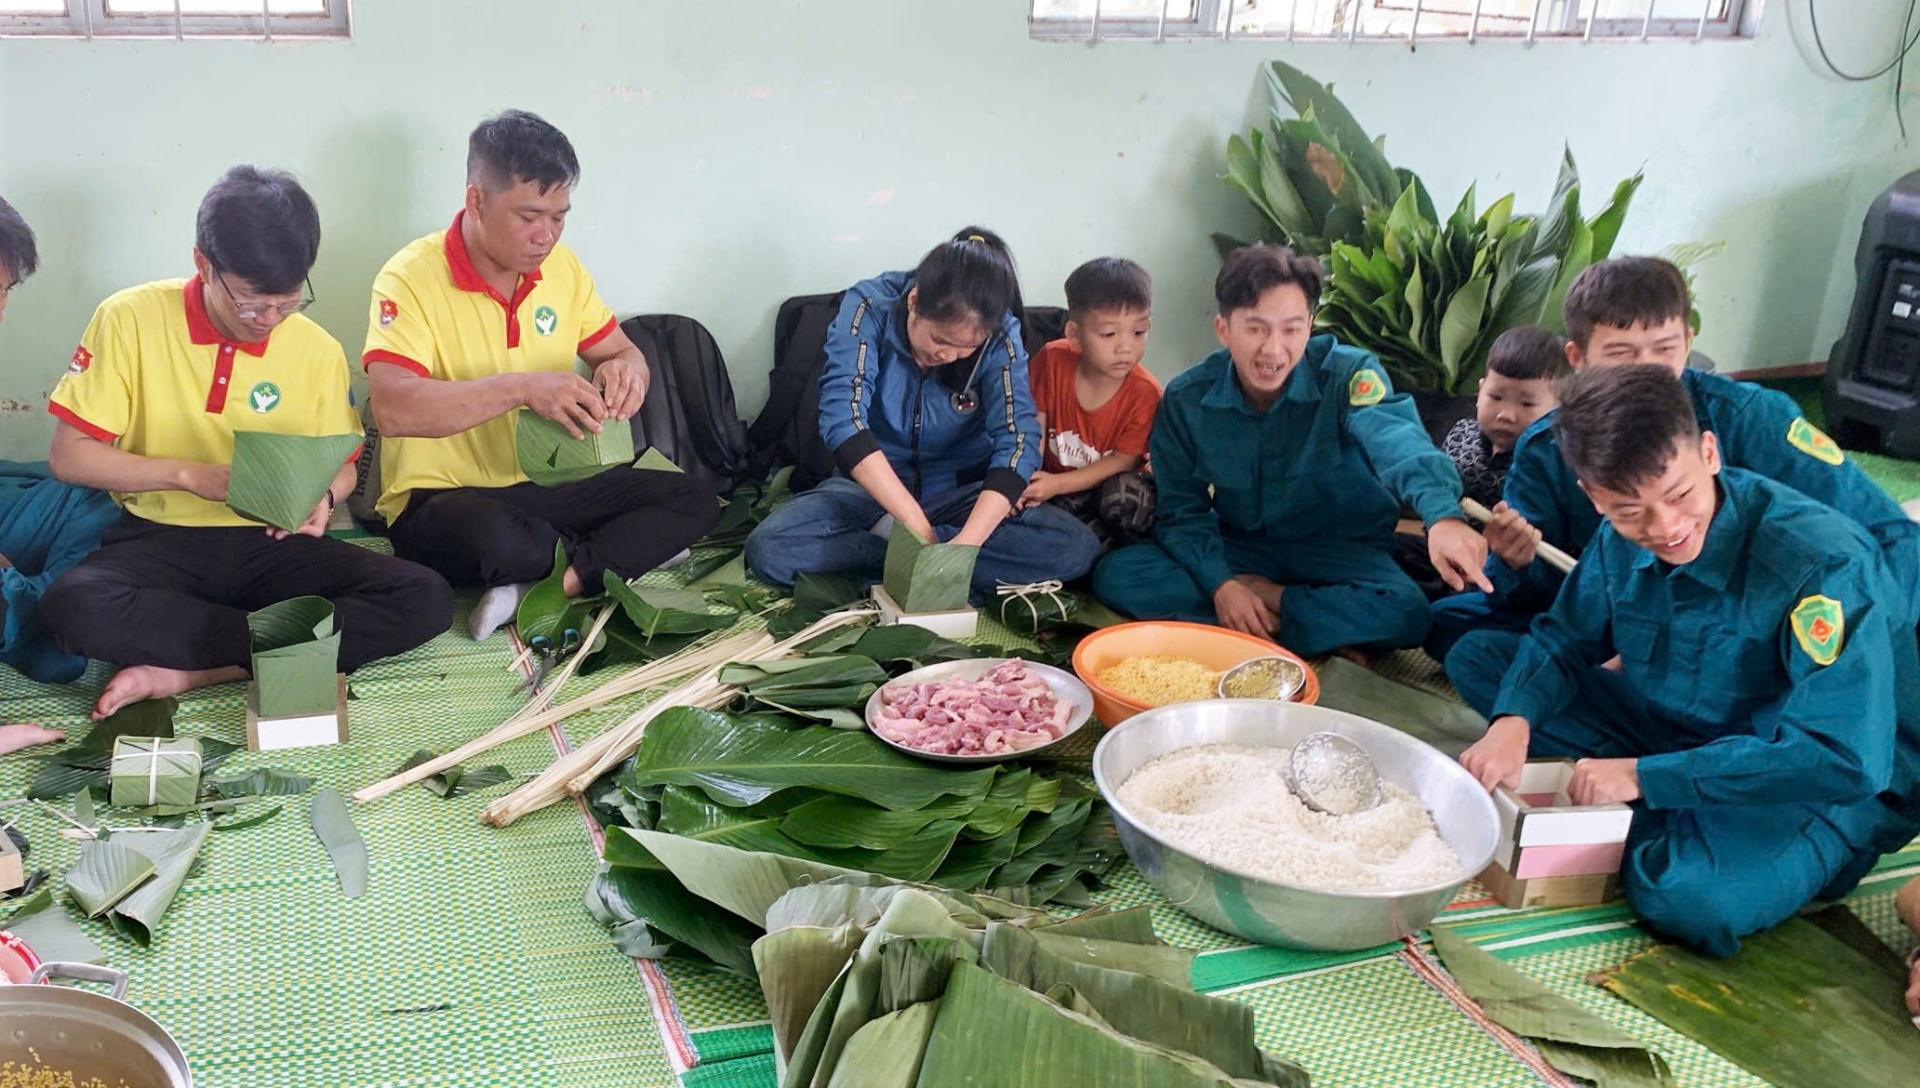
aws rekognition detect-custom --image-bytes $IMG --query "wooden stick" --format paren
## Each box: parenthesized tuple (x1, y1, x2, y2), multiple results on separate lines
(1459, 498, 1577, 575)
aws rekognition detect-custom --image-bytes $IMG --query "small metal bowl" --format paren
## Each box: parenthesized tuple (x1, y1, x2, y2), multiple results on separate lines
(1217, 655, 1308, 701)
(864, 658, 1095, 765)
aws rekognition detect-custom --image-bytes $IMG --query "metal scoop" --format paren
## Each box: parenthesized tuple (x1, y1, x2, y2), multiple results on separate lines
(1217, 656, 1307, 701)
(1286, 731, 1384, 816)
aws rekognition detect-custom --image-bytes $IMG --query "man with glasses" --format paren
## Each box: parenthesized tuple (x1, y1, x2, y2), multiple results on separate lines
(0, 196, 121, 754)
(41, 166, 453, 720)
(362, 110, 719, 641)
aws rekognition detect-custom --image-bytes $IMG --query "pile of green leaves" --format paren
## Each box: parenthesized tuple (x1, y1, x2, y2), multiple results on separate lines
(586, 707, 1122, 972)
(513, 541, 761, 674)
(684, 467, 794, 582)
(1219, 60, 1682, 394)
(721, 655, 889, 730)
(597, 831, 1311, 1087)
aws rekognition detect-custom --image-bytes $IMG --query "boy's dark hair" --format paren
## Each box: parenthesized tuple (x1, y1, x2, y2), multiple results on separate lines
(1215, 244, 1322, 315)
(468, 109, 580, 195)
(912, 226, 1025, 333)
(1064, 257, 1152, 319)
(195, 165, 321, 297)
(1554, 365, 1701, 494)
(1486, 325, 1571, 382)
(1562, 256, 1690, 349)
(0, 197, 38, 283)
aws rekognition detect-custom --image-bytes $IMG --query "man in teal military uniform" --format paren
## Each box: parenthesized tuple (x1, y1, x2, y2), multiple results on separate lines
(1462, 366, 1920, 958)
(1446, 257, 1920, 715)
(1093, 244, 1489, 659)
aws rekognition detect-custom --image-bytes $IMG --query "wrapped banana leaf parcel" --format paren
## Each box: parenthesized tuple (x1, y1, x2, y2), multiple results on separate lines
(601, 829, 1312, 1088)
(226, 430, 364, 532)
(585, 707, 1125, 971)
(516, 409, 636, 485)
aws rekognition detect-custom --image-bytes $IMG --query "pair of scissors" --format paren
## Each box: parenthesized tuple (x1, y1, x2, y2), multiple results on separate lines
(518, 627, 581, 695)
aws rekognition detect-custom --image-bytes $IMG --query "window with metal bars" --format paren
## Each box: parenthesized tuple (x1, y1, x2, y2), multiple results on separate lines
(1029, 0, 1755, 42)
(0, 0, 348, 39)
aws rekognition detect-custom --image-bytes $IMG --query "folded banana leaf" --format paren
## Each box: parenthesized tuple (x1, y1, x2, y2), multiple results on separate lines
(721, 655, 889, 729)
(882, 521, 978, 613)
(107, 821, 211, 946)
(633, 447, 684, 473)
(2, 887, 106, 965)
(516, 410, 635, 486)
(66, 837, 156, 917)
(226, 430, 363, 531)
(604, 572, 738, 639)
(655, 785, 964, 883)
(626, 707, 996, 811)
(1313, 656, 1487, 758)
(206, 768, 316, 798)
(516, 542, 581, 644)
(28, 697, 178, 800)
(1429, 925, 1674, 1087)
(248, 596, 341, 719)
(1597, 909, 1920, 1088)
(586, 861, 764, 976)
(310, 788, 367, 898)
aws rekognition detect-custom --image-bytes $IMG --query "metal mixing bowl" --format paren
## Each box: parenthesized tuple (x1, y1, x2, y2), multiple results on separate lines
(1092, 699, 1499, 951)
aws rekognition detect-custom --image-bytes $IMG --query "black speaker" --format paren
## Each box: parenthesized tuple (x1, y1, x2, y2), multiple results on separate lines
(1824, 169, 1920, 458)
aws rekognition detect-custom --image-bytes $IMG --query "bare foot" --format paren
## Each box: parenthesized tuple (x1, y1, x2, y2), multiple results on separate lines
(93, 664, 247, 720)
(1333, 646, 1377, 670)
(1231, 573, 1284, 614)
(0, 723, 65, 755)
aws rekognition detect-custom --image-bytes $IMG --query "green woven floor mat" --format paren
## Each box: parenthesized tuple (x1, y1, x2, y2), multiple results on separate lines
(0, 593, 676, 1088)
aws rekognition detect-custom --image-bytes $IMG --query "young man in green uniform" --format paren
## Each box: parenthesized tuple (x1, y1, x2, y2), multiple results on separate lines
(1462, 365, 1920, 957)
(1093, 244, 1488, 659)
(1446, 257, 1919, 715)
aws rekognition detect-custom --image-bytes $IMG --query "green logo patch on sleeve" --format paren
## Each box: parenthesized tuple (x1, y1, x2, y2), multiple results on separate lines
(1348, 368, 1387, 407)
(1787, 417, 1845, 466)
(1789, 594, 1844, 666)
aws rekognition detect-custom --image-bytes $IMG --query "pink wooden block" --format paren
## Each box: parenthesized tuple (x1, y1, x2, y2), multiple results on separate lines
(1513, 841, 1626, 879)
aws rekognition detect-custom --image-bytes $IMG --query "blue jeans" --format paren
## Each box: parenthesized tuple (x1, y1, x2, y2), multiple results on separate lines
(744, 477, 1101, 603)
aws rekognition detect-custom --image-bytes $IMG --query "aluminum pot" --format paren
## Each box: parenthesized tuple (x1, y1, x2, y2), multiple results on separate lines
(0, 962, 191, 1087)
(1092, 699, 1500, 951)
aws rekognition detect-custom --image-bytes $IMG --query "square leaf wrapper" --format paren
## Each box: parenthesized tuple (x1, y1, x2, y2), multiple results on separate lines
(109, 736, 205, 810)
(227, 431, 364, 532)
(249, 596, 342, 719)
(516, 410, 635, 486)
(882, 521, 979, 614)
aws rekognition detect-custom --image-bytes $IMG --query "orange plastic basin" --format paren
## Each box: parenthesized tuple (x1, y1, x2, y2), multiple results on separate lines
(1071, 620, 1319, 727)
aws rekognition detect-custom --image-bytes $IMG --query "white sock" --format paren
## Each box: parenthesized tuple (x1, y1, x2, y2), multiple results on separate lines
(662, 548, 692, 569)
(470, 582, 532, 641)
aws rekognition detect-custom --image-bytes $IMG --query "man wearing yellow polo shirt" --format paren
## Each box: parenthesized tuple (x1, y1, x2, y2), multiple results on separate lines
(41, 166, 453, 720)
(363, 110, 719, 640)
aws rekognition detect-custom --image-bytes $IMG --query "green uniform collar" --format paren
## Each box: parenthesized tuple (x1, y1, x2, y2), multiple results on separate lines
(1198, 334, 1335, 415)
(1630, 474, 1738, 591)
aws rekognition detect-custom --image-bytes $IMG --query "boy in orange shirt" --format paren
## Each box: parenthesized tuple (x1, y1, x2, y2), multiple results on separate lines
(1018, 258, 1161, 551)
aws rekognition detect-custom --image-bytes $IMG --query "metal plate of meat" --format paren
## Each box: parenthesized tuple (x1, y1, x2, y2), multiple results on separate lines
(864, 657, 1097, 764)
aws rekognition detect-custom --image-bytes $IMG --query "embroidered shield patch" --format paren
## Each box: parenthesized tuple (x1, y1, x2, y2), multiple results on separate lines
(1349, 368, 1386, 406)
(1789, 594, 1844, 666)
(1787, 417, 1845, 466)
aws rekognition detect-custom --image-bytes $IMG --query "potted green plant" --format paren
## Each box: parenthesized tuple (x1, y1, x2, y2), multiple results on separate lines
(1219, 61, 1679, 433)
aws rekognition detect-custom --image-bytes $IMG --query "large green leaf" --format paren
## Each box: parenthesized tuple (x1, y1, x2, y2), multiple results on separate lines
(610, 825, 878, 926)
(826, 999, 940, 1088)
(1266, 60, 1399, 207)
(226, 430, 363, 531)
(107, 821, 212, 946)
(1437, 272, 1492, 382)
(516, 410, 635, 486)
(2, 887, 106, 965)
(206, 768, 315, 798)
(655, 785, 964, 884)
(1598, 910, 1919, 1088)
(1252, 132, 1317, 240)
(626, 708, 996, 812)
(1586, 172, 1644, 261)
(1313, 657, 1485, 758)
(66, 837, 156, 917)
(309, 788, 367, 898)
(882, 522, 978, 614)
(1541, 217, 1595, 340)
(588, 862, 764, 976)
(248, 596, 341, 718)
(603, 571, 738, 638)
(1532, 147, 1583, 259)
(516, 541, 574, 643)
(780, 794, 973, 851)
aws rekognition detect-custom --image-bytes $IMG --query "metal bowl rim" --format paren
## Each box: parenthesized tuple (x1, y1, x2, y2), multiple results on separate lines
(864, 657, 1095, 764)
(1092, 698, 1498, 900)
(1216, 655, 1308, 700)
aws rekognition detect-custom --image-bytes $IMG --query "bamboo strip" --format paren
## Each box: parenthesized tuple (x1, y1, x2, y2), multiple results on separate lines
(1459, 498, 1578, 574)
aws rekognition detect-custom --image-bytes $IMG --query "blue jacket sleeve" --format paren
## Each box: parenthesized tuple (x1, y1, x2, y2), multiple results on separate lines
(1486, 429, 1575, 612)
(975, 311, 1042, 503)
(1343, 364, 1466, 528)
(1150, 392, 1235, 595)
(1491, 541, 1619, 727)
(817, 289, 884, 474)
(1636, 558, 1896, 809)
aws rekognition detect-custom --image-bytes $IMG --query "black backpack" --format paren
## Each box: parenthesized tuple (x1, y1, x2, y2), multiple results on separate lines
(746, 295, 1065, 490)
(747, 292, 845, 490)
(620, 313, 751, 496)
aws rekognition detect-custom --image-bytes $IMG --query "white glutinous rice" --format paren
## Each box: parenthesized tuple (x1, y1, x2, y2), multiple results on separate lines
(1116, 743, 1463, 892)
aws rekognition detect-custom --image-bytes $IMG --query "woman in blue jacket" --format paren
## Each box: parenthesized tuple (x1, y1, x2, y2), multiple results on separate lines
(747, 228, 1100, 601)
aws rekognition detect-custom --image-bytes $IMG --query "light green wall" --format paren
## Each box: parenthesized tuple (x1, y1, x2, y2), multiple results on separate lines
(0, 0, 1915, 460)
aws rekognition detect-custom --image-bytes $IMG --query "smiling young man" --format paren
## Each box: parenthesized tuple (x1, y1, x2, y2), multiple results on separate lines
(362, 110, 719, 640)
(1444, 256, 1920, 715)
(1092, 244, 1489, 659)
(40, 167, 453, 720)
(1461, 366, 1920, 957)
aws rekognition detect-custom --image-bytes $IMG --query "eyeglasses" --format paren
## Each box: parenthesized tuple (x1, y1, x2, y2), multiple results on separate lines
(213, 269, 315, 320)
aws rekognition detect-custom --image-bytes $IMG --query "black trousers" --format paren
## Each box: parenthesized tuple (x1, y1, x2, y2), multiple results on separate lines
(387, 467, 722, 590)
(43, 514, 454, 673)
